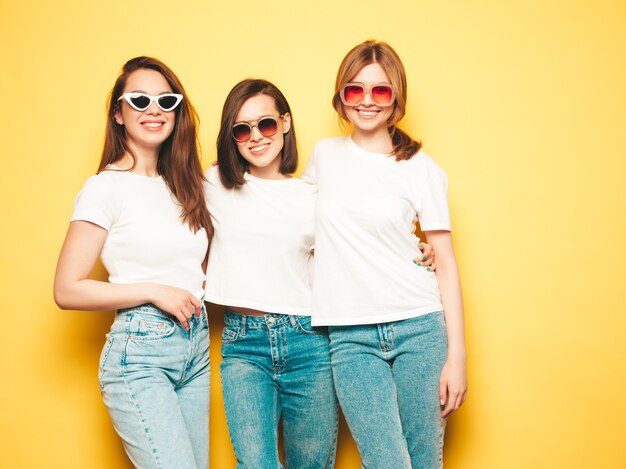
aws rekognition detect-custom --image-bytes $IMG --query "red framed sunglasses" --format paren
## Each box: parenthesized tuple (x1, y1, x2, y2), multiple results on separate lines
(339, 82, 395, 107)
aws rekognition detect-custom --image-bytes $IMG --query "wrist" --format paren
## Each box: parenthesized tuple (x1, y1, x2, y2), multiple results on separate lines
(141, 283, 156, 304)
(447, 348, 466, 363)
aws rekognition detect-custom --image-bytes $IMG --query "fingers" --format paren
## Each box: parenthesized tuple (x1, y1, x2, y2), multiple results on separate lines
(439, 378, 453, 419)
(151, 285, 203, 330)
(418, 242, 436, 268)
(412, 258, 436, 272)
(439, 379, 447, 408)
(189, 296, 201, 316)
(441, 399, 455, 419)
(455, 391, 466, 411)
(441, 387, 466, 419)
(179, 294, 204, 328)
(420, 242, 433, 258)
(173, 310, 189, 331)
(176, 298, 197, 331)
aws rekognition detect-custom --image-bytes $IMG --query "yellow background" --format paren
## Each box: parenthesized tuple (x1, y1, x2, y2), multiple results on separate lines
(1, 0, 625, 467)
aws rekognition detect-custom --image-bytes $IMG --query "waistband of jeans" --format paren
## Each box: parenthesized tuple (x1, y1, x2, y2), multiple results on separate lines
(224, 308, 300, 329)
(118, 302, 208, 322)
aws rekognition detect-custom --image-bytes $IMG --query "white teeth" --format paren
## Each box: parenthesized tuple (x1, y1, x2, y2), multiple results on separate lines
(142, 122, 163, 128)
(358, 110, 378, 117)
(250, 144, 269, 153)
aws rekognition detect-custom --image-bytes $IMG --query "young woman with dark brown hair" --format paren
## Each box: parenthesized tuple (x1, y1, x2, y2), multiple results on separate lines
(54, 57, 212, 469)
(204, 79, 338, 469)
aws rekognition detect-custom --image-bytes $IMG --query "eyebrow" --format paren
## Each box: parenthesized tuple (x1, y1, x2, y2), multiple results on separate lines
(345, 81, 392, 85)
(127, 90, 174, 95)
(234, 114, 279, 125)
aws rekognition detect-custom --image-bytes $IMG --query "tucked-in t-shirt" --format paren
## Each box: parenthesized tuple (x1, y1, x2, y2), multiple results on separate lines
(204, 166, 315, 315)
(71, 167, 209, 300)
(302, 136, 451, 326)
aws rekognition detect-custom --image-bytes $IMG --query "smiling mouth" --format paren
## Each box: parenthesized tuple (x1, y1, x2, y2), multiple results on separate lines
(356, 108, 380, 117)
(249, 143, 269, 154)
(141, 122, 165, 130)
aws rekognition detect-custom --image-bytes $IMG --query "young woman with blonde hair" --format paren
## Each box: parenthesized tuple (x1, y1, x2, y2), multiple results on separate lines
(303, 40, 468, 468)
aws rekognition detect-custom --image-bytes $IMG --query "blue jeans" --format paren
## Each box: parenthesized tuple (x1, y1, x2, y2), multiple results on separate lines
(328, 312, 448, 469)
(99, 303, 210, 469)
(220, 311, 338, 469)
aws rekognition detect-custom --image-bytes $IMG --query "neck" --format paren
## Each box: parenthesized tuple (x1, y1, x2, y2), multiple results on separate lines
(249, 157, 289, 180)
(351, 126, 393, 154)
(117, 143, 160, 177)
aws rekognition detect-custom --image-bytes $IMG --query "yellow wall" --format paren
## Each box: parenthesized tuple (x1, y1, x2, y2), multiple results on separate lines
(1, 0, 625, 467)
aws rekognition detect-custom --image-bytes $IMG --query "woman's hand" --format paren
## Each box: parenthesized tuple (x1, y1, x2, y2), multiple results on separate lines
(439, 357, 468, 419)
(147, 284, 201, 331)
(413, 242, 436, 272)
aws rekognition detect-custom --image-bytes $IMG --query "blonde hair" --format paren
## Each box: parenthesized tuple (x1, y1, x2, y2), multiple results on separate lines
(332, 40, 421, 160)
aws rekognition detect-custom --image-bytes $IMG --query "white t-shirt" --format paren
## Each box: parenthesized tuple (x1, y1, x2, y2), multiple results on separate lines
(71, 167, 209, 300)
(204, 166, 315, 315)
(302, 136, 451, 326)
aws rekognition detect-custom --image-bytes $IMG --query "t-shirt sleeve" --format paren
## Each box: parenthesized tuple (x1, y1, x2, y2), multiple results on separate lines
(70, 175, 119, 230)
(417, 170, 451, 231)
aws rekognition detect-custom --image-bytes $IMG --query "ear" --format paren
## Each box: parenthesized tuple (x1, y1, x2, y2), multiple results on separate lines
(282, 112, 291, 134)
(114, 105, 124, 125)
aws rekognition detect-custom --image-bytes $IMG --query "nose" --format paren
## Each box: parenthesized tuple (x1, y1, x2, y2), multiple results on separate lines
(361, 91, 374, 106)
(250, 125, 263, 142)
(146, 101, 161, 114)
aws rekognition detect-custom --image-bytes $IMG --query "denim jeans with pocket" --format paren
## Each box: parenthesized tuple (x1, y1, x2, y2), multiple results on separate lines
(99, 303, 210, 469)
(220, 311, 338, 469)
(328, 312, 448, 469)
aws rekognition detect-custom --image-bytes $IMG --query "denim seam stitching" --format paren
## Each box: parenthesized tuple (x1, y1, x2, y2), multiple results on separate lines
(437, 418, 446, 468)
(294, 317, 323, 336)
(98, 335, 114, 389)
(120, 321, 163, 469)
(120, 374, 164, 469)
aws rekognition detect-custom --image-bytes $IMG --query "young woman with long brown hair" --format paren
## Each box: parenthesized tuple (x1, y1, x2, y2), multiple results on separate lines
(54, 57, 212, 469)
(303, 40, 468, 468)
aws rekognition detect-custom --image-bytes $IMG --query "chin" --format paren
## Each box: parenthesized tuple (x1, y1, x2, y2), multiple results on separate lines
(355, 121, 385, 132)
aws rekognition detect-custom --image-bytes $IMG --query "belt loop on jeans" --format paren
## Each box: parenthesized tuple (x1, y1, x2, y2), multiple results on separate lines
(202, 302, 208, 326)
(240, 314, 247, 337)
(289, 315, 298, 328)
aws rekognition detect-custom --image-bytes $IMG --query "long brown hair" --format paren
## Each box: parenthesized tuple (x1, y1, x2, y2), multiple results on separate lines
(99, 56, 212, 236)
(216, 79, 298, 189)
(332, 40, 421, 161)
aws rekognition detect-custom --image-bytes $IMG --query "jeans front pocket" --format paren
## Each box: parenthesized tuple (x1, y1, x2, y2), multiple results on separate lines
(127, 312, 177, 341)
(295, 315, 326, 336)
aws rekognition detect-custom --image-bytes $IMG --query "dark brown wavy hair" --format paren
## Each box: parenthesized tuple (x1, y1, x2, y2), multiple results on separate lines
(216, 79, 298, 189)
(332, 40, 421, 161)
(99, 56, 212, 236)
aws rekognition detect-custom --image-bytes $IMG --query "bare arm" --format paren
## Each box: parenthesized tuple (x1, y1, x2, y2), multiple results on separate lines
(54, 221, 200, 328)
(424, 230, 467, 419)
